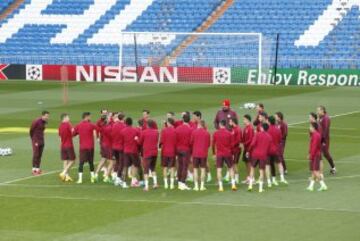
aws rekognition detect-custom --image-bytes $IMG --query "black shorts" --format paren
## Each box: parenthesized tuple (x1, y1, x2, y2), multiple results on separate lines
(80, 149, 94, 163)
(193, 157, 207, 168)
(124, 153, 140, 168)
(216, 156, 233, 168)
(101, 146, 112, 160)
(161, 156, 176, 168)
(143, 156, 157, 174)
(61, 147, 76, 161)
(112, 149, 123, 163)
(251, 159, 266, 170)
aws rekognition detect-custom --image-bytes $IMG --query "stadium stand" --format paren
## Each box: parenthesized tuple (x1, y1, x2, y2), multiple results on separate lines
(0, 0, 358, 69)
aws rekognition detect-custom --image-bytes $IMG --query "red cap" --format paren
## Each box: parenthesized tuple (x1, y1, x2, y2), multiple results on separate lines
(222, 99, 230, 108)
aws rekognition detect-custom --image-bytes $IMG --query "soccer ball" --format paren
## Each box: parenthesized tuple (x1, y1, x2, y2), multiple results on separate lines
(27, 66, 41, 80)
(215, 69, 229, 84)
(244, 103, 256, 109)
(0, 147, 13, 156)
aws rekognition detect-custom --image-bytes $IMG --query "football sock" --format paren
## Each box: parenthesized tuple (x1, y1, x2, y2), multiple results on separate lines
(152, 175, 157, 185)
(200, 181, 205, 189)
(89, 161, 95, 172)
(280, 174, 285, 182)
(144, 179, 149, 189)
(259, 181, 264, 192)
(308, 180, 315, 189)
(319, 180, 327, 187)
(218, 181, 223, 189)
(78, 173, 83, 181)
(231, 178, 236, 186)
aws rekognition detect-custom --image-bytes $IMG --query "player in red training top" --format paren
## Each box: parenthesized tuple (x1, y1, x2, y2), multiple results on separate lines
(160, 118, 177, 189)
(73, 112, 97, 184)
(120, 117, 141, 188)
(254, 111, 268, 132)
(58, 113, 75, 182)
(175, 113, 193, 191)
(166, 111, 183, 128)
(29, 110, 50, 175)
(267, 116, 288, 186)
(253, 103, 265, 128)
(137, 119, 159, 191)
(307, 122, 328, 191)
(190, 120, 210, 191)
(229, 117, 242, 184)
(317, 106, 336, 174)
(111, 112, 126, 186)
(275, 112, 288, 174)
(242, 114, 254, 184)
(247, 123, 272, 193)
(212, 120, 236, 192)
(140, 109, 158, 130)
(192, 110, 212, 183)
(95, 109, 108, 177)
(94, 113, 113, 183)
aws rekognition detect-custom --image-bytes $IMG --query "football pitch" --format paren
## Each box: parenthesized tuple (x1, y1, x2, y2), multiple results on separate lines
(0, 81, 359, 241)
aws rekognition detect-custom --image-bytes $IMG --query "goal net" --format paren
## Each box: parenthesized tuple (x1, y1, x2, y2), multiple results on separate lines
(118, 32, 273, 85)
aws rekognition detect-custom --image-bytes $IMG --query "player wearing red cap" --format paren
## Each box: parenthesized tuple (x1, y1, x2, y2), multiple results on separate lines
(214, 99, 238, 130)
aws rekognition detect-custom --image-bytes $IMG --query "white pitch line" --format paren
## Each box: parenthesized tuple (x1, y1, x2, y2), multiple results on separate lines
(286, 158, 360, 164)
(288, 110, 360, 127)
(2, 109, 360, 185)
(2, 169, 62, 184)
(0, 193, 359, 214)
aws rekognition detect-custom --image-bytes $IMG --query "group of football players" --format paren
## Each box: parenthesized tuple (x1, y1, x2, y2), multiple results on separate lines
(29, 100, 334, 192)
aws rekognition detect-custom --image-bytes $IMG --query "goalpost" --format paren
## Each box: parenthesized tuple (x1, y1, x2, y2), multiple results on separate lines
(117, 32, 272, 85)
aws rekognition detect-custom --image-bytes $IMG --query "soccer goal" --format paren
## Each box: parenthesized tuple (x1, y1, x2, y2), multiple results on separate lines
(118, 32, 273, 85)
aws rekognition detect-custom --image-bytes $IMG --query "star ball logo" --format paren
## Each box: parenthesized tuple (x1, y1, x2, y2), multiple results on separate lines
(213, 68, 231, 84)
(26, 65, 42, 81)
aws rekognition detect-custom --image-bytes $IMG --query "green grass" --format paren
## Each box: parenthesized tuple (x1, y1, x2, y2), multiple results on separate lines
(0, 80, 359, 241)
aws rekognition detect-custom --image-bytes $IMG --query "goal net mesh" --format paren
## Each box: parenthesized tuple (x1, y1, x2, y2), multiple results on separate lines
(119, 32, 273, 84)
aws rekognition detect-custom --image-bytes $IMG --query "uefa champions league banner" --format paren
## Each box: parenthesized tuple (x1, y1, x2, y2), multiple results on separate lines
(7, 64, 217, 84)
(1, 64, 360, 86)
